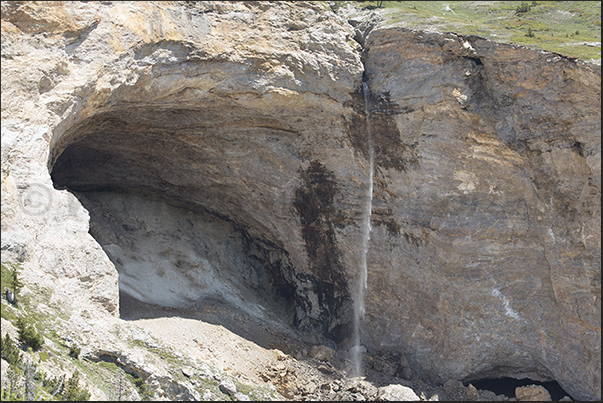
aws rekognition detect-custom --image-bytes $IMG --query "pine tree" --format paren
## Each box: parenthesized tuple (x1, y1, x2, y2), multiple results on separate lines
(63, 371, 91, 401)
(16, 317, 44, 351)
(1, 333, 22, 367)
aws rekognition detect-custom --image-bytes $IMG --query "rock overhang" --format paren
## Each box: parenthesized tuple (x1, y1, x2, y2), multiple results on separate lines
(47, 47, 368, 346)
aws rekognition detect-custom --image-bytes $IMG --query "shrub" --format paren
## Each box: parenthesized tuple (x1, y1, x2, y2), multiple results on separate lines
(0, 333, 22, 367)
(63, 371, 91, 401)
(132, 376, 153, 401)
(68, 345, 81, 359)
(42, 373, 66, 398)
(516, 2, 531, 14)
(16, 317, 44, 351)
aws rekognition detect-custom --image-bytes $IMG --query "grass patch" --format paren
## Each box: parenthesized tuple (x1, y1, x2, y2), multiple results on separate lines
(236, 380, 280, 401)
(1, 262, 13, 289)
(1, 298, 18, 322)
(347, 1, 600, 62)
(38, 350, 50, 362)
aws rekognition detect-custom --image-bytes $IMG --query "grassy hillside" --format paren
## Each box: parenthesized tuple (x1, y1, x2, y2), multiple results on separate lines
(1, 262, 279, 401)
(342, 1, 601, 63)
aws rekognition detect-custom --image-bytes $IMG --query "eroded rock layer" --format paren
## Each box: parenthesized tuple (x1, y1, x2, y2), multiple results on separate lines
(1, 1, 600, 400)
(360, 28, 600, 401)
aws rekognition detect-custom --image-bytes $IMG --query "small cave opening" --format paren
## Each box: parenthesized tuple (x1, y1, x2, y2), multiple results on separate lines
(465, 377, 571, 401)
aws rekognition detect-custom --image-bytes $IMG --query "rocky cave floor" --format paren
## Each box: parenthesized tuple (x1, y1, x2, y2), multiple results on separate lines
(119, 293, 571, 401)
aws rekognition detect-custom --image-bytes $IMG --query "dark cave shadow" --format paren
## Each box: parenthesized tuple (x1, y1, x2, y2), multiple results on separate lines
(467, 377, 571, 401)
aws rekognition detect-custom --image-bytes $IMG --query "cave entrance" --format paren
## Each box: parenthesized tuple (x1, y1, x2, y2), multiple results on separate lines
(48, 100, 355, 350)
(466, 377, 571, 401)
(47, 105, 312, 345)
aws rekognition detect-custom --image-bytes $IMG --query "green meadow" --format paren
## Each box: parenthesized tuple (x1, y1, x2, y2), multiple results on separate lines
(350, 1, 601, 62)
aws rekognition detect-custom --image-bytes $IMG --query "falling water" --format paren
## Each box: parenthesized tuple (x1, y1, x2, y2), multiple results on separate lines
(351, 80, 374, 378)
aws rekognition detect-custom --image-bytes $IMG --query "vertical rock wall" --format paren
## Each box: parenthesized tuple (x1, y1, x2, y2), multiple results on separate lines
(361, 27, 600, 401)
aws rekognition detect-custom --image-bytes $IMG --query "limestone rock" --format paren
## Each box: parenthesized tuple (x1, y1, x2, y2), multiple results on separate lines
(376, 384, 420, 401)
(234, 391, 251, 401)
(311, 345, 337, 361)
(219, 379, 238, 397)
(361, 27, 600, 402)
(347, 379, 378, 400)
(442, 379, 480, 401)
(515, 385, 552, 401)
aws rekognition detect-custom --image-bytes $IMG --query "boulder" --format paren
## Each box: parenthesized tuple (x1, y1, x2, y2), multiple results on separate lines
(311, 345, 337, 361)
(515, 385, 552, 401)
(377, 384, 420, 401)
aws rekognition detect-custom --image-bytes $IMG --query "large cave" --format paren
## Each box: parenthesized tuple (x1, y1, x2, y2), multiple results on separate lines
(49, 95, 362, 346)
(31, 1, 600, 400)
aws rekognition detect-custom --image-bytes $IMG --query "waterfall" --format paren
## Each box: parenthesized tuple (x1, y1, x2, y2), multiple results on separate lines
(351, 80, 374, 378)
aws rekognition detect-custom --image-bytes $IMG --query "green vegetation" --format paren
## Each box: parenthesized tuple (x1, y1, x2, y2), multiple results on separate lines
(1, 333, 22, 368)
(1, 262, 22, 307)
(0, 255, 286, 402)
(10, 264, 23, 306)
(1, 365, 21, 401)
(130, 375, 153, 401)
(334, 1, 601, 62)
(1, 261, 94, 401)
(62, 371, 91, 401)
(1, 339, 91, 401)
(16, 316, 45, 351)
(68, 345, 81, 360)
(515, 1, 533, 14)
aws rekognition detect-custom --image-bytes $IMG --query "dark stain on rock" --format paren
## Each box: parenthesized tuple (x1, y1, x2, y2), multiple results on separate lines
(463, 55, 483, 66)
(573, 141, 585, 158)
(293, 161, 339, 276)
(293, 161, 350, 338)
(241, 234, 298, 324)
(346, 86, 419, 173)
(371, 208, 401, 237)
(461, 56, 491, 111)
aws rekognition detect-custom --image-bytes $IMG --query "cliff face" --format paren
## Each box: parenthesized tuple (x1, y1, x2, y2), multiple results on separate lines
(361, 28, 601, 400)
(1, 1, 600, 401)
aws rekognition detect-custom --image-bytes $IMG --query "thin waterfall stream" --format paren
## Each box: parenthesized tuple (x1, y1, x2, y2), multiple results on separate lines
(351, 80, 374, 378)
